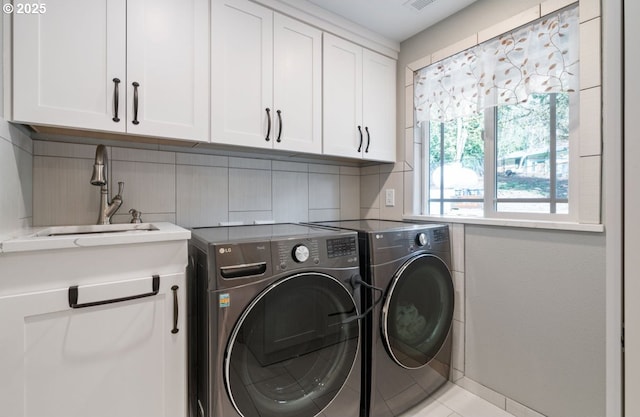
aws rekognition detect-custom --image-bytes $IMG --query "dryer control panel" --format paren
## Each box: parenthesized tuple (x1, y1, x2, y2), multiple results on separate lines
(369, 226, 450, 266)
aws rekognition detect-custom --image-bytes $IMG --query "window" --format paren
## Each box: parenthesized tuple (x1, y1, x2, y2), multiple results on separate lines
(427, 112, 484, 216)
(494, 93, 570, 215)
(415, 6, 579, 220)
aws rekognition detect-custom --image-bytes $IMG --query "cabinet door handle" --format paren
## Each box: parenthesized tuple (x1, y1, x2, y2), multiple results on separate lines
(357, 126, 363, 152)
(68, 275, 160, 309)
(171, 285, 179, 334)
(265, 108, 271, 141)
(112, 78, 121, 122)
(276, 110, 283, 143)
(365, 126, 371, 153)
(132, 82, 140, 125)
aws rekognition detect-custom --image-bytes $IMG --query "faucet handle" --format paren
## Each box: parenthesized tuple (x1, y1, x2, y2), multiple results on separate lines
(129, 208, 143, 223)
(116, 181, 124, 197)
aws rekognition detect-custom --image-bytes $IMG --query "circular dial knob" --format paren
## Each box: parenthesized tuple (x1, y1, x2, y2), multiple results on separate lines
(416, 232, 428, 247)
(292, 244, 310, 263)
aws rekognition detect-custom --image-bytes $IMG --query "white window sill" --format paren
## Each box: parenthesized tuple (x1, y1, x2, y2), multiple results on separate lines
(403, 214, 604, 233)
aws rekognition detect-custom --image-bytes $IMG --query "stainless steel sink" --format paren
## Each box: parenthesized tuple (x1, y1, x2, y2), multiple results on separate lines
(34, 223, 159, 237)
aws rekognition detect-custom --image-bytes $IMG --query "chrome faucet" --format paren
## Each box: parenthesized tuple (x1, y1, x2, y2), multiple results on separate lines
(90, 145, 124, 224)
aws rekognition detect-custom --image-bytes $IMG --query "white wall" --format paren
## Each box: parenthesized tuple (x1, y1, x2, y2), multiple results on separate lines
(624, 0, 640, 414)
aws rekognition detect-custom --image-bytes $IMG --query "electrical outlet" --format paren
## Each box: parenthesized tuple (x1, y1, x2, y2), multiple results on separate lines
(385, 189, 395, 207)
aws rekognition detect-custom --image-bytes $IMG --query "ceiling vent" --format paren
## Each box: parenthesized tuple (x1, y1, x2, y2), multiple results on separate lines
(403, 0, 437, 13)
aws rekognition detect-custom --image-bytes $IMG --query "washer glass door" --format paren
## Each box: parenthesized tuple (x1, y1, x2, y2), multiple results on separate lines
(225, 272, 360, 417)
(382, 254, 454, 369)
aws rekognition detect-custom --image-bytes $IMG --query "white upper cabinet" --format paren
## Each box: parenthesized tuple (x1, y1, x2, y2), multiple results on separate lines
(323, 34, 363, 159)
(13, 0, 209, 142)
(273, 14, 322, 153)
(212, 0, 322, 154)
(126, 0, 210, 141)
(323, 33, 396, 162)
(12, 0, 394, 154)
(211, 0, 273, 149)
(362, 49, 397, 162)
(13, 0, 127, 133)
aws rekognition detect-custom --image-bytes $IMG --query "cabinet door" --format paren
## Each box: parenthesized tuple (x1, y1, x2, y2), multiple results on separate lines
(13, 0, 126, 132)
(322, 33, 363, 159)
(127, 0, 209, 141)
(273, 14, 322, 154)
(0, 273, 186, 417)
(211, 0, 273, 149)
(362, 49, 397, 162)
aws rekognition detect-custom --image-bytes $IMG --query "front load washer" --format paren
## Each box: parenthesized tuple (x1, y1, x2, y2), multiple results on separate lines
(187, 223, 363, 417)
(311, 220, 454, 417)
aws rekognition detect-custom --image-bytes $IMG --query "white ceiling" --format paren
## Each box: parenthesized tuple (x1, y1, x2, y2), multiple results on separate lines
(307, 0, 478, 43)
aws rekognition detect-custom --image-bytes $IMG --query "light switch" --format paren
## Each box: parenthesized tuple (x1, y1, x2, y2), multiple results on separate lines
(385, 189, 395, 207)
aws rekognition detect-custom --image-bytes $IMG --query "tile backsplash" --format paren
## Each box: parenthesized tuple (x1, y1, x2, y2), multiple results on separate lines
(0, 120, 33, 236)
(32, 140, 365, 228)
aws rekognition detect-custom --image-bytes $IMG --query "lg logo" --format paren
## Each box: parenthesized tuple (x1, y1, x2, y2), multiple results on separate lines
(218, 247, 232, 254)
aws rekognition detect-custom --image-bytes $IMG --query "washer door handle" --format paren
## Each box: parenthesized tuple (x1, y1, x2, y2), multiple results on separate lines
(220, 262, 267, 279)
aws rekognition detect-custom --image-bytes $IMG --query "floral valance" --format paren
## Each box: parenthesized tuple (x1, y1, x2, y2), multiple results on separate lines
(414, 6, 579, 123)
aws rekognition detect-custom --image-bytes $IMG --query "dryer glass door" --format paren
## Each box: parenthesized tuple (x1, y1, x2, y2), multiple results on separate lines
(381, 253, 454, 369)
(225, 272, 360, 417)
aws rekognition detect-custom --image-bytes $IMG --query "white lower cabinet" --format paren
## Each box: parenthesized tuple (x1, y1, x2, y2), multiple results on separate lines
(0, 272, 186, 417)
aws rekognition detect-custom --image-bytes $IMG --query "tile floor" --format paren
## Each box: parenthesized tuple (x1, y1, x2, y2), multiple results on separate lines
(400, 382, 516, 417)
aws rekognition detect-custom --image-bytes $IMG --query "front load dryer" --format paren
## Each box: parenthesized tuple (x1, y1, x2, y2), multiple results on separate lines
(187, 223, 363, 417)
(311, 220, 454, 417)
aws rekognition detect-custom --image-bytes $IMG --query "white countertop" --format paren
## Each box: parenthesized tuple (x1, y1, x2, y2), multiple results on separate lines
(0, 222, 191, 253)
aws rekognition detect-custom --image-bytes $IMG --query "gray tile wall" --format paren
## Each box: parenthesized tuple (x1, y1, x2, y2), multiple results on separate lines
(465, 226, 606, 417)
(0, 120, 33, 236)
(359, 163, 408, 221)
(32, 140, 362, 228)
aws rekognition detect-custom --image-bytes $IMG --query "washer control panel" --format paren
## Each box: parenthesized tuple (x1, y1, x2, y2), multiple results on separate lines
(274, 234, 358, 271)
(276, 239, 320, 270)
(327, 236, 357, 258)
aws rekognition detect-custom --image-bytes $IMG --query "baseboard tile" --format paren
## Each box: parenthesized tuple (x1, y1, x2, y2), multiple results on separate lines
(455, 377, 547, 417)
